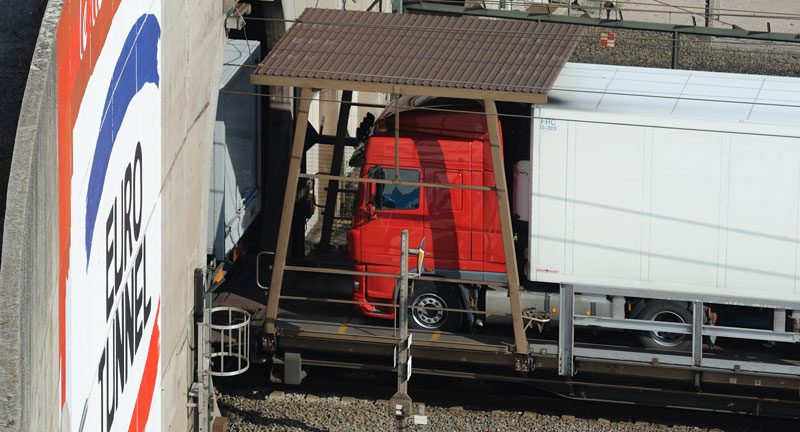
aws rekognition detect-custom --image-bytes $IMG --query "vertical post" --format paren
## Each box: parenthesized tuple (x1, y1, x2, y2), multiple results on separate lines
(692, 301, 703, 367)
(773, 309, 787, 333)
(389, 230, 413, 431)
(705, 0, 716, 27)
(558, 284, 574, 377)
(398, 230, 409, 395)
(672, 31, 680, 69)
(195, 320, 206, 432)
(264, 87, 313, 335)
(484, 99, 530, 359)
(394, 91, 400, 182)
(319, 90, 353, 250)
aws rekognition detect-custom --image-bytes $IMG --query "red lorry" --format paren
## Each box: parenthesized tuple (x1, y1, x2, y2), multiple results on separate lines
(347, 96, 514, 332)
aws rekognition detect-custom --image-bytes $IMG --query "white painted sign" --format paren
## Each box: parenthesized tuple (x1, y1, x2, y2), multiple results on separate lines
(59, 1, 162, 431)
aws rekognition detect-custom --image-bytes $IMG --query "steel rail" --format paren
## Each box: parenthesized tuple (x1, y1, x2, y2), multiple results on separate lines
(285, 357, 800, 398)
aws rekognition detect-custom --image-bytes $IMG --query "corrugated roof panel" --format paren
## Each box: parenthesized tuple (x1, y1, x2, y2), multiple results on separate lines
(252, 8, 584, 103)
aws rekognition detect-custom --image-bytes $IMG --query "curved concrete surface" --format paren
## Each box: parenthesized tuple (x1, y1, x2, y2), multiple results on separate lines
(0, 0, 61, 430)
(1, 0, 227, 430)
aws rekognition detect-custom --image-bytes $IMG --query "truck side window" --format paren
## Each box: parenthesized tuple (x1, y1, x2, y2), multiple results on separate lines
(369, 167, 420, 210)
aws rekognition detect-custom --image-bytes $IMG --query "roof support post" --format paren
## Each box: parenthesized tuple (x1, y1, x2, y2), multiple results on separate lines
(672, 31, 681, 69)
(264, 87, 313, 335)
(319, 90, 353, 251)
(394, 91, 400, 182)
(484, 99, 530, 360)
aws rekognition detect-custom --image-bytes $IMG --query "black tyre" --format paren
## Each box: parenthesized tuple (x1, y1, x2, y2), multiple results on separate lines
(408, 283, 463, 332)
(635, 301, 692, 351)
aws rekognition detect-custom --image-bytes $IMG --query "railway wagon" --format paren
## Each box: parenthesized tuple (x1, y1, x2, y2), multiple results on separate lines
(348, 63, 800, 350)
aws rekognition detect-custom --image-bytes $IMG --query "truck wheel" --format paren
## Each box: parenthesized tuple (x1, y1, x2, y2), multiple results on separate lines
(409, 283, 463, 332)
(636, 301, 692, 351)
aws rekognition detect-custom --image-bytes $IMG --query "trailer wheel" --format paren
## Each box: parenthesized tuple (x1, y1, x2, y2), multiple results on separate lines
(636, 301, 692, 351)
(409, 283, 463, 332)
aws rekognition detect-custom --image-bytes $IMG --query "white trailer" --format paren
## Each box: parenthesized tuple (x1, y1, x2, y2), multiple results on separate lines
(526, 63, 800, 308)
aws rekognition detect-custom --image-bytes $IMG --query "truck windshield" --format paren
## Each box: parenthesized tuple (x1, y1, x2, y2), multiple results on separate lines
(369, 168, 420, 210)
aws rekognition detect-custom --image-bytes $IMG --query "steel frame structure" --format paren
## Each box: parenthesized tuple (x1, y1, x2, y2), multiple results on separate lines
(555, 284, 800, 378)
(259, 85, 531, 359)
(234, 7, 800, 417)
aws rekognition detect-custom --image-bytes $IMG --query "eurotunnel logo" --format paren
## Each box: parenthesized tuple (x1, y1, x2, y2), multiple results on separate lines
(79, 0, 104, 60)
(86, 14, 161, 432)
(85, 13, 160, 266)
(58, 3, 163, 431)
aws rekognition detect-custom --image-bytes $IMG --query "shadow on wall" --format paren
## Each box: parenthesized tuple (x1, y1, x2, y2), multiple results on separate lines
(0, 0, 48, 251)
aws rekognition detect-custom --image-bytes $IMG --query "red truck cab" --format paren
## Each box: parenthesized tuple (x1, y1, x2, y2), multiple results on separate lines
(347, 97, 506, 329)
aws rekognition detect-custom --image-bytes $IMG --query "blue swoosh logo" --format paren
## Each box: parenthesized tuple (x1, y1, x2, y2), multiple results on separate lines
(85, 14, 161, 266)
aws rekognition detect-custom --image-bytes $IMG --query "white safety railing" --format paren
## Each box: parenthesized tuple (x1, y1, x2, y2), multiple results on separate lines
(208, 306, 251, 377)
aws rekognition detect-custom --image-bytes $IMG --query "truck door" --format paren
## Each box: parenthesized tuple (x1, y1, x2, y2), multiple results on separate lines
(360, 166, 424, 298)
(423, 169, 472, 271)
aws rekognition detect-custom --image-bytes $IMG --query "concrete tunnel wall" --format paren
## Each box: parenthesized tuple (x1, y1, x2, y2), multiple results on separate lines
(0, 1, 60, 430)
(0, 0, 226, 430)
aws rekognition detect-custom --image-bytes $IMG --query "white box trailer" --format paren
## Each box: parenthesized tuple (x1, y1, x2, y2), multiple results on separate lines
(525, 63, 800, 308)
(208, 39, 262, 260)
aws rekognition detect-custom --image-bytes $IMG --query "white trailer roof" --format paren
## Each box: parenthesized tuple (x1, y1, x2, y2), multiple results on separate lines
(547, 63, 800, 128)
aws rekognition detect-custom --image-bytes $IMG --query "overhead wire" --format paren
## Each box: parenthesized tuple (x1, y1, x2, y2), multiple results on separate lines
(240, 61, 800, 104)
(240, 15, 800, 37)
(221, 75, 800, 110)
(237, 15, 800, 54)
(648, 0, 732, 27)
(219, 89, 800, 141)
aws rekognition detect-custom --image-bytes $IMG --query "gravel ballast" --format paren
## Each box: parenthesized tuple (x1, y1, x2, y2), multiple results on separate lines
(571, 28, 800, 77)
(217, 388, 784, 432)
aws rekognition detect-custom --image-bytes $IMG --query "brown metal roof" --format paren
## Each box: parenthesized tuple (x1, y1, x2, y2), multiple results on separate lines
(251, 8, 584, 103)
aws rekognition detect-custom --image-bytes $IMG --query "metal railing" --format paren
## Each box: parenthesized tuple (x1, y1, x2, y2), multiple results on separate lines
(208, 306, 251, 377)
(555, 284, 800, 377)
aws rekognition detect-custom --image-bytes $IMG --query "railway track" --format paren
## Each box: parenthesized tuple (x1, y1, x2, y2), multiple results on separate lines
(215, 363, 798, 431)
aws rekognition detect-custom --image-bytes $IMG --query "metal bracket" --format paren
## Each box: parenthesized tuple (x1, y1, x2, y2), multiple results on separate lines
(611, 296, 625, 320)
(262, 332, 276, 354)
(774, 309, 787, 332)
(225, 2, 252, 30)
(692, 301, 703, 368)
(256, 251, 275, 290)
(515, 353, 532, 372)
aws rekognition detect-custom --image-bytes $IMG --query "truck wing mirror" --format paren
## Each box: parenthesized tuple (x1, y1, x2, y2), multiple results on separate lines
(367, 166, 385, 179)
(366, 166, 384, 218)
(366, 202, 377, 220)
